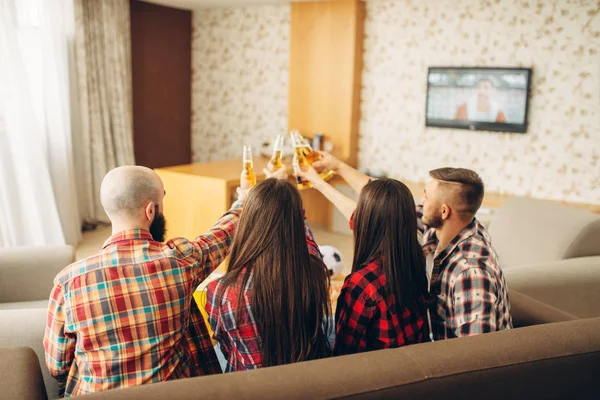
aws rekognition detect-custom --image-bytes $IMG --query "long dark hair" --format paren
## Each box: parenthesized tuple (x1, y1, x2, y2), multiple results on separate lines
(219, 178, 331, 367)
(352, 179, 428, 309)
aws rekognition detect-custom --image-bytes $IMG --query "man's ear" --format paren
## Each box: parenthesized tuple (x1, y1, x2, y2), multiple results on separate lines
(144, 202, 155, 221)
(441, 204, 451, 221)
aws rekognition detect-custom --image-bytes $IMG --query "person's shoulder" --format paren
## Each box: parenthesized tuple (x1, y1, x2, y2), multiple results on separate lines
(451, 228, 500, 278)
(344, 263, 383, 301)
(208, 273, 247, 303)
(54, 252, 104, 287)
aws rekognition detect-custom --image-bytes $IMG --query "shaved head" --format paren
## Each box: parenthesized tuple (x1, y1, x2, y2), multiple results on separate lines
(101, 166, 163, 218)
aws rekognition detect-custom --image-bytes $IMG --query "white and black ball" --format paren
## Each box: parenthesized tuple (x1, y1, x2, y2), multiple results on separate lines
(319, 245, 344, 277)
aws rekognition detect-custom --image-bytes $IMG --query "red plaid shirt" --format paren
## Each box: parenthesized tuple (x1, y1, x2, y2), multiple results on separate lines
(417, 206, 512, 340)
(43, 203, 241, 397)
(205, 227, 325, 372)
(333, 262, 429, 355)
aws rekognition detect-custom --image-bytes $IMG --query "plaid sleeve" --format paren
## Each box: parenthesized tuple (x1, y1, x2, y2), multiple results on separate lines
(304, 221, 323, 260)
(205, 280, 221, 339)
(190, 201, 243, 281)
(333, 278, 375, 356)
(451, 267, 498, 337)
(186, 297, 221, 375)
(43, 283, 76, 397)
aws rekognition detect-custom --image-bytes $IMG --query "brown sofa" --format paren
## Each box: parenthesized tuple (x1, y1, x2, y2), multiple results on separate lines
(2, 291, 597, 400)
(0, 245, 74, 399)
(0, 347, 47, 400)
(79, 317, 600, 400)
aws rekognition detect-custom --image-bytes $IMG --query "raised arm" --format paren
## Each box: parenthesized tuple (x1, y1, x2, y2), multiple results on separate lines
(187, 201, 243, 280)
(312, 152, 370, 195)
(296, 167, 357, 221)
(43, 283, 76, 398)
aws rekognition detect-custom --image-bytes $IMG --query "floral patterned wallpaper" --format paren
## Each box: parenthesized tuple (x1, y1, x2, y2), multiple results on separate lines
(191, 5, 290, 162)
(192, 0, 600, 205)
(359, 0, 600, 205)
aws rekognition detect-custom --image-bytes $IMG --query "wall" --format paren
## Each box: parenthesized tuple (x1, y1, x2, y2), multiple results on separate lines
(131, 0, 192, 169)
(191, 0, 600, 205)
(359, 0, 600, 205)
(191, 5, 290, 163)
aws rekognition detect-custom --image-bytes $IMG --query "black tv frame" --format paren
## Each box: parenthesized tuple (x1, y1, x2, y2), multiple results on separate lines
(425, 67, 532, 134)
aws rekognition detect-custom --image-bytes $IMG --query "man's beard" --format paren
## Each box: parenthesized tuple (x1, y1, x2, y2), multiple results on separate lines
(423, 208, 443, 229)
(150, 209, 167, 242)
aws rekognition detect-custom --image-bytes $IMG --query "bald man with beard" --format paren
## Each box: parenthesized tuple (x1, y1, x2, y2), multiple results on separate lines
(43, 166, 253, 397)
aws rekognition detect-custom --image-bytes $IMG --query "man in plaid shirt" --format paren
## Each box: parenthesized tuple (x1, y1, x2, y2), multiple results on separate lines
(43, 166, 243, 397)
(308, 154, 512, 341)
(420, 168, 512, 340)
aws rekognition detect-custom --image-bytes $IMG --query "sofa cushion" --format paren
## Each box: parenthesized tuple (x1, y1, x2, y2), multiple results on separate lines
(509, 289, 577, 327)
(0, 308, 59, 399)
(0, 347, 47, 400)
(488, 197, 600, 268)
(0, 300, 48, 310)
(0, 245, 74, 303)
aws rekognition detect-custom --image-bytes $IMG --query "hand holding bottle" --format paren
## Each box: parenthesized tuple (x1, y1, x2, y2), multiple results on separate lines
(311, 151, 341, 173)
(295, 166, 325, 190)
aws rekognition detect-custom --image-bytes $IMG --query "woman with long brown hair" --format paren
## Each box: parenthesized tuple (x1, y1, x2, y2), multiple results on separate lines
(205, 177, 332, 371)
(297, 168, 429, 355)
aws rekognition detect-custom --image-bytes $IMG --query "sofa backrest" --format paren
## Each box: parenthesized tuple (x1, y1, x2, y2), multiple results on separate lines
(79, 317, 600, 400)
(488, 197, 600, 268)
(0, 245, 74, 303)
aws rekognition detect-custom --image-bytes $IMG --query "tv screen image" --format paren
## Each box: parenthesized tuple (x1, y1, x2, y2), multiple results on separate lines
(426, 67, 532, 133)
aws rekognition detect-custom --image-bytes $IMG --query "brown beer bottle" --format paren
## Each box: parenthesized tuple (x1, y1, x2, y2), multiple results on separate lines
(240, 145, 256, 189)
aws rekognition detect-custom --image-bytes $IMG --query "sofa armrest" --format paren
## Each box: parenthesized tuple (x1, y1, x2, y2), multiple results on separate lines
(509, 289, 578, 328)
(0, 347, 47, 400)
(0, 308, 59, 399)
(504, 256, 600, 319)
(0, 245, 74, 303)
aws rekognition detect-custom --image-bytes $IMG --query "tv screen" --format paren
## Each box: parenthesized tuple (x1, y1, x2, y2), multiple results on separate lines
(426, 67, 532, 133)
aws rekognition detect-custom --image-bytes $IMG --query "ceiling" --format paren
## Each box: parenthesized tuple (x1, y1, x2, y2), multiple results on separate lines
(143, 0, 328, 10)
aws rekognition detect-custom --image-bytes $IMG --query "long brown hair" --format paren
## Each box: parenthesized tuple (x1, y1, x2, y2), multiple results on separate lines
(352, 179, 428, 309)
(219, 178, 331, 366)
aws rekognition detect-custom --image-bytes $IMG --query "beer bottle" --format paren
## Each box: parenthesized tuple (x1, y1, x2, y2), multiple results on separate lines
(290, 132, 312, 190)
(289, 131, 335, 182)
(268, 135, 284, 171)
(240, 145, 256, 189)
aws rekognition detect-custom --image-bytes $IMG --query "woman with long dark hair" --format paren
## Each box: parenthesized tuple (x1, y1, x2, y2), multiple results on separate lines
(297, 168, 429, 355)
(205, 178, 331, 371)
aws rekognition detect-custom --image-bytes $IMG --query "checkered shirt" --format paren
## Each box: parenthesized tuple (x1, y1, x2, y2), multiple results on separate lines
(417, 206, 513, 340)
(333, 261, 429, 355)
(43, 203, 241, 397)
(205, 226, 325, 372)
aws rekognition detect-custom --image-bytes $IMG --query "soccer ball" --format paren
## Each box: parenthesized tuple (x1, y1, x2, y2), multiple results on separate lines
(319, 245, 344, 277)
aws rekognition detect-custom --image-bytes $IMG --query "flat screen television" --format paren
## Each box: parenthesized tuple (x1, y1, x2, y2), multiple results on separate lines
(425, 67, 532, 133)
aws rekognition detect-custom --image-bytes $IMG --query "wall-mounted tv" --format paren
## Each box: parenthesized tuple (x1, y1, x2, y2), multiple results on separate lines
(425, 67, 532, 133)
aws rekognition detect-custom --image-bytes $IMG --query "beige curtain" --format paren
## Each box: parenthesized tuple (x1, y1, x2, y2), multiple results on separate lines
(73, 0, 135, 223)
